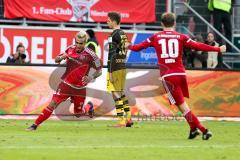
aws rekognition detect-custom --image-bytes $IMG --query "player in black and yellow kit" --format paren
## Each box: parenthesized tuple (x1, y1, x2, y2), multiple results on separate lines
(107, 12, 133, 127)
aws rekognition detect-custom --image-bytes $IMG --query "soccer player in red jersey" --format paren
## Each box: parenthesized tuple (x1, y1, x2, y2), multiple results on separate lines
(27, 30, 102, 131)
(126, 12, 226, 140)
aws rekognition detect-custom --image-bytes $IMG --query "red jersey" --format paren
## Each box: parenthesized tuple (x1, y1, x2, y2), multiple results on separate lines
(129, 31, 220, 77)
(60, 45, 101, 88)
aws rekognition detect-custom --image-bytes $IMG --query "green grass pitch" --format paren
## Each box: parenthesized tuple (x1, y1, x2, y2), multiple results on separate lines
(0, 119, 240, 160)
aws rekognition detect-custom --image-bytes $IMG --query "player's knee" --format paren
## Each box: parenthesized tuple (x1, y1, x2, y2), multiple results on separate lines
(177, 101, 190, 114)
(112, 91, 122, 99)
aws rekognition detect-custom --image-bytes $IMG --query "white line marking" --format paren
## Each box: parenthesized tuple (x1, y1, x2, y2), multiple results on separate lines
(0, 144, 239, 149)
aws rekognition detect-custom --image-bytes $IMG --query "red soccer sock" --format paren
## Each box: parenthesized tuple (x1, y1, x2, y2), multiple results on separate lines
(184, 111, 206, 133)
(35, 107, 53, 126)
(184, 111, 197, 131)
(197, 122, 207, 134)
(74, 106, 84, 114)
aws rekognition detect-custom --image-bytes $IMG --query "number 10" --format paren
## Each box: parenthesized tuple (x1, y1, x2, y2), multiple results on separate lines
(158, 39, 179, 58)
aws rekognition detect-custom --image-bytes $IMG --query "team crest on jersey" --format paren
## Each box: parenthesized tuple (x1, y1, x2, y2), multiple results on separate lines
(78, 55, 87, 61)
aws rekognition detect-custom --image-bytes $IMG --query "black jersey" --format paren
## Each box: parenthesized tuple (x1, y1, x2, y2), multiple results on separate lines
(107, 29, 128, 73)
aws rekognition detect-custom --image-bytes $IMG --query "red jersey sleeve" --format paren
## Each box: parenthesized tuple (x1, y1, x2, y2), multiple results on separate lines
(128, 34, 154, 51)
(57, 45, 73, 60)
(57, 48, 68, 57)
(183, 35, 220, 52)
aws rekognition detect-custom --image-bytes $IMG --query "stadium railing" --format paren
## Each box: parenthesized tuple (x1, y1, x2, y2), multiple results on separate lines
(174, 1, 240, 54)
(174, 1, 240, 70)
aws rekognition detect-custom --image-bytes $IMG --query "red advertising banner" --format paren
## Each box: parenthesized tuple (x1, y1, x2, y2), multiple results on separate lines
(0, 27, 134, 64)
(4, 0, 156, 23)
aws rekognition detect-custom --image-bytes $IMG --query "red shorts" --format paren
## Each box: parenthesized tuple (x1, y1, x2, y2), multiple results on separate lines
(163, 75, 189, 106)
(52, 82, 86, 105)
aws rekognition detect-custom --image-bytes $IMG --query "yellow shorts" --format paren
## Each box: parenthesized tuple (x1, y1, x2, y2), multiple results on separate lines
(107, 69, 126, 92)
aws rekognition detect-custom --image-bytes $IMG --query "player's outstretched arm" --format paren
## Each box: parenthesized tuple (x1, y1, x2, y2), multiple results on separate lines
(126, 40, 151, 52)
(219, 45, 226, 53)
(186, 39, 226, 53)
(125, 41, 132, 49)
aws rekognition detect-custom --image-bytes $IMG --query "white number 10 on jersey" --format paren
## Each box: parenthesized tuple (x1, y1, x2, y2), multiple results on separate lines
(158, 39, 179, 58)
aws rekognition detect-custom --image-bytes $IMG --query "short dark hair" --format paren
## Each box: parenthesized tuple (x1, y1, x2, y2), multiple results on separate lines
(207, 32, 215, 37)
(107, 12, 121, 25)
(161, 12, 176, 27)
(194, 34, 204, 43)
(16, 43, 25, 52)
(86, 29, 95, 38)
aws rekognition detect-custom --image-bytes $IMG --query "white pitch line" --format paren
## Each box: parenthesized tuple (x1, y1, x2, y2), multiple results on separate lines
(1, 115, 240, 121)
(0, 144, 239, 149)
